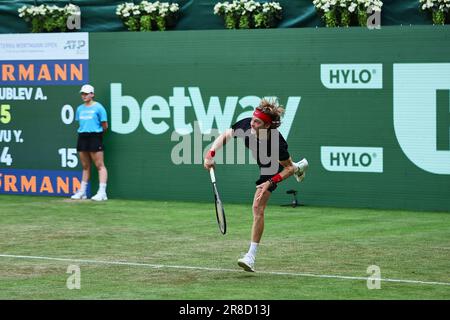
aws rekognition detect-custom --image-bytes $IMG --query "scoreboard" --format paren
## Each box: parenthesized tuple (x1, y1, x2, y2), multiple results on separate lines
(0, 33, 89, 196)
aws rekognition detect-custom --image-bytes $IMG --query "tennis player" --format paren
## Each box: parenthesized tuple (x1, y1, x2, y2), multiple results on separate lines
(204, 99, 308, 272)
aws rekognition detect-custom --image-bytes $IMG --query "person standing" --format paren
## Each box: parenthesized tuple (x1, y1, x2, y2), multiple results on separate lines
(71, 84, 109, 201)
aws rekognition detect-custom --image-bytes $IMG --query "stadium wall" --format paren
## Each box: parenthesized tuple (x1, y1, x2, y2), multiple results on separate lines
(1, 26, 450, 212)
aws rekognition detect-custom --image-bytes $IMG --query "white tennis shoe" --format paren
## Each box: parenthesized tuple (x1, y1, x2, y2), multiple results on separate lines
(294, 158, 309, 182)
(71, 190, 87, 200)
(238, 254, 255, 272)
(91, 192, 108, 201)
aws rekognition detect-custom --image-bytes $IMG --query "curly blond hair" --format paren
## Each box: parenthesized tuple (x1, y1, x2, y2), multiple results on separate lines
(256, 99, 284, 129)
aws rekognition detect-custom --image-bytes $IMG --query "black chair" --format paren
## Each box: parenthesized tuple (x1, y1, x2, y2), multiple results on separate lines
(281, 189, 302, 208)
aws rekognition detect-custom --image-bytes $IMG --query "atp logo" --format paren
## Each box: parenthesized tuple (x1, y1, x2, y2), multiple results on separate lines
(64, 40, 86, 50)
(393, 63, 450, 174)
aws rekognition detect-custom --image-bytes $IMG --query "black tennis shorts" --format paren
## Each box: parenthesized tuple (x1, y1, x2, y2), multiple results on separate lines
(256, 175, 278, 193)
(76, 132, 104, 152)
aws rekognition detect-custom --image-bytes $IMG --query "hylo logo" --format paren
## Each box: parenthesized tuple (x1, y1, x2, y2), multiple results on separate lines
(321, 146, 383, 173)
(321, 64, 383, 89)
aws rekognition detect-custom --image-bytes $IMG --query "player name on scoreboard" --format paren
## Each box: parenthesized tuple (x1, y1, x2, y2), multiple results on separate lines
(0, 87, 47, 100)
(0, 130, 23, 143)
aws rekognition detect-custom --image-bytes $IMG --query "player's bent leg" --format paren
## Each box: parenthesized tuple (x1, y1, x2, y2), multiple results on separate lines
(251, 188, 271, 243)
(238, 188, 271, 272)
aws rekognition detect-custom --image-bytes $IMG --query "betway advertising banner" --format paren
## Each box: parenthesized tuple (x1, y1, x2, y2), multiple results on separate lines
(1, 27, 449, 211)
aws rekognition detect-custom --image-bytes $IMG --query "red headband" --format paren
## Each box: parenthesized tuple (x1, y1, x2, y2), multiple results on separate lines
(253, 109, 272, 124)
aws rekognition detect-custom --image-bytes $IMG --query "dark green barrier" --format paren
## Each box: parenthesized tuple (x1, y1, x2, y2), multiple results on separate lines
(1, 26, 450, 212)
(0, 0, 440, 34)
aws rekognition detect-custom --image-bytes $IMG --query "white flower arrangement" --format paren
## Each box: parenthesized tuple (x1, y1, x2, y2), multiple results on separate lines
(419, 0, 449, 25)
(312, 0, 338, 14)
(18, 3, 80, 33)
(420, 0, 450, 11)
(312, 0, 382, 27)
(357, 0, 383, 12)
(116, 1, 180, 31)
(214, 0, 282, 29)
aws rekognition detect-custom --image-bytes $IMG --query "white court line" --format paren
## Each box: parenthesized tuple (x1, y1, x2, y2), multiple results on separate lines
(1, 254, 449, 287)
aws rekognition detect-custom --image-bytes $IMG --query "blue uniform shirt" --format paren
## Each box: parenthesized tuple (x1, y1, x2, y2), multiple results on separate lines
(75, 102, 108, 133)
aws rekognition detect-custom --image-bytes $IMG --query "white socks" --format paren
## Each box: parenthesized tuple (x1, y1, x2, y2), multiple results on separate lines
(248, 242, 259, 257)
(79, 181, 88, 194)
(99, 183, 107, 194)
(77, 181, 107, 196)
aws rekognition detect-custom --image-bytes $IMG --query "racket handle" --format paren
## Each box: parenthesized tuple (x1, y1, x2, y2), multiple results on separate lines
(209, 168, 216, 183)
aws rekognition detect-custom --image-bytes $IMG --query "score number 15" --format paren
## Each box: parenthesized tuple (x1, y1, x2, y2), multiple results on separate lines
(59, 105, 78, 168)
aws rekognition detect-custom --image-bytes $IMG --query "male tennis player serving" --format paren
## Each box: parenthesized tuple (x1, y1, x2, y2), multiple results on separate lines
(203, 99, 308, 272)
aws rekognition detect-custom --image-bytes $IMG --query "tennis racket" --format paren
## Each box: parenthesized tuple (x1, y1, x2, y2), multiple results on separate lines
(209, 167, 227, 235)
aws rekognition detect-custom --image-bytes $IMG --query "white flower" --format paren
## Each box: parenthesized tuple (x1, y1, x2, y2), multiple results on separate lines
(214, 3, 223, 14)
(66, 4, 80, 15)
(418, 0, 447, 11)
(311, 0, 384, 13)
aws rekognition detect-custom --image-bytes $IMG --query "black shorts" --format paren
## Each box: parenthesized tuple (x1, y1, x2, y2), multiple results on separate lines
(76, 132, 104, 152)
(256, 165, 283, 192)
(255, 174, 284, 192)
(256, 175, 279, 193)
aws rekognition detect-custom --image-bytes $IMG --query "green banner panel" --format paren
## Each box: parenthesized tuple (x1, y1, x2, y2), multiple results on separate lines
(1, 26, 450, 212)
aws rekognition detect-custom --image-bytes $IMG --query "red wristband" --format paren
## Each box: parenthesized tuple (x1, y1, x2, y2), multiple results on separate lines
(206, 149, 215, 159)
(271, 173, 283, 184)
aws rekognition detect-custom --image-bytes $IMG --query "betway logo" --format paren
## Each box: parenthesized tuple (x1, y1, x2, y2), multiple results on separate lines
(110, 84, 301, 138)
(321, 64, 383, 89)
(321, 146, 383, 173)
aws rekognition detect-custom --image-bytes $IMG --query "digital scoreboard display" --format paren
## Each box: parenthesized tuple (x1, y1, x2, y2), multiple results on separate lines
(0, 33, 89, 197)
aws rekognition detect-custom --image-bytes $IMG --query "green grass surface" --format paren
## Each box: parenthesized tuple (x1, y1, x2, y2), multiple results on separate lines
(0, 195, 449, 299)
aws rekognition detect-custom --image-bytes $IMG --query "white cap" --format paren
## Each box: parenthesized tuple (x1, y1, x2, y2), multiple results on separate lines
(80, 84, 94, 94)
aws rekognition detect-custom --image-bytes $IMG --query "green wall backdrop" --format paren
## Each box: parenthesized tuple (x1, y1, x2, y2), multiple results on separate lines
(1, 26, 450, 211)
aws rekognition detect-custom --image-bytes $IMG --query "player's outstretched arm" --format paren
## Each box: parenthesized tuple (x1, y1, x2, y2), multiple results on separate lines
(203, 129, 233, 170)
